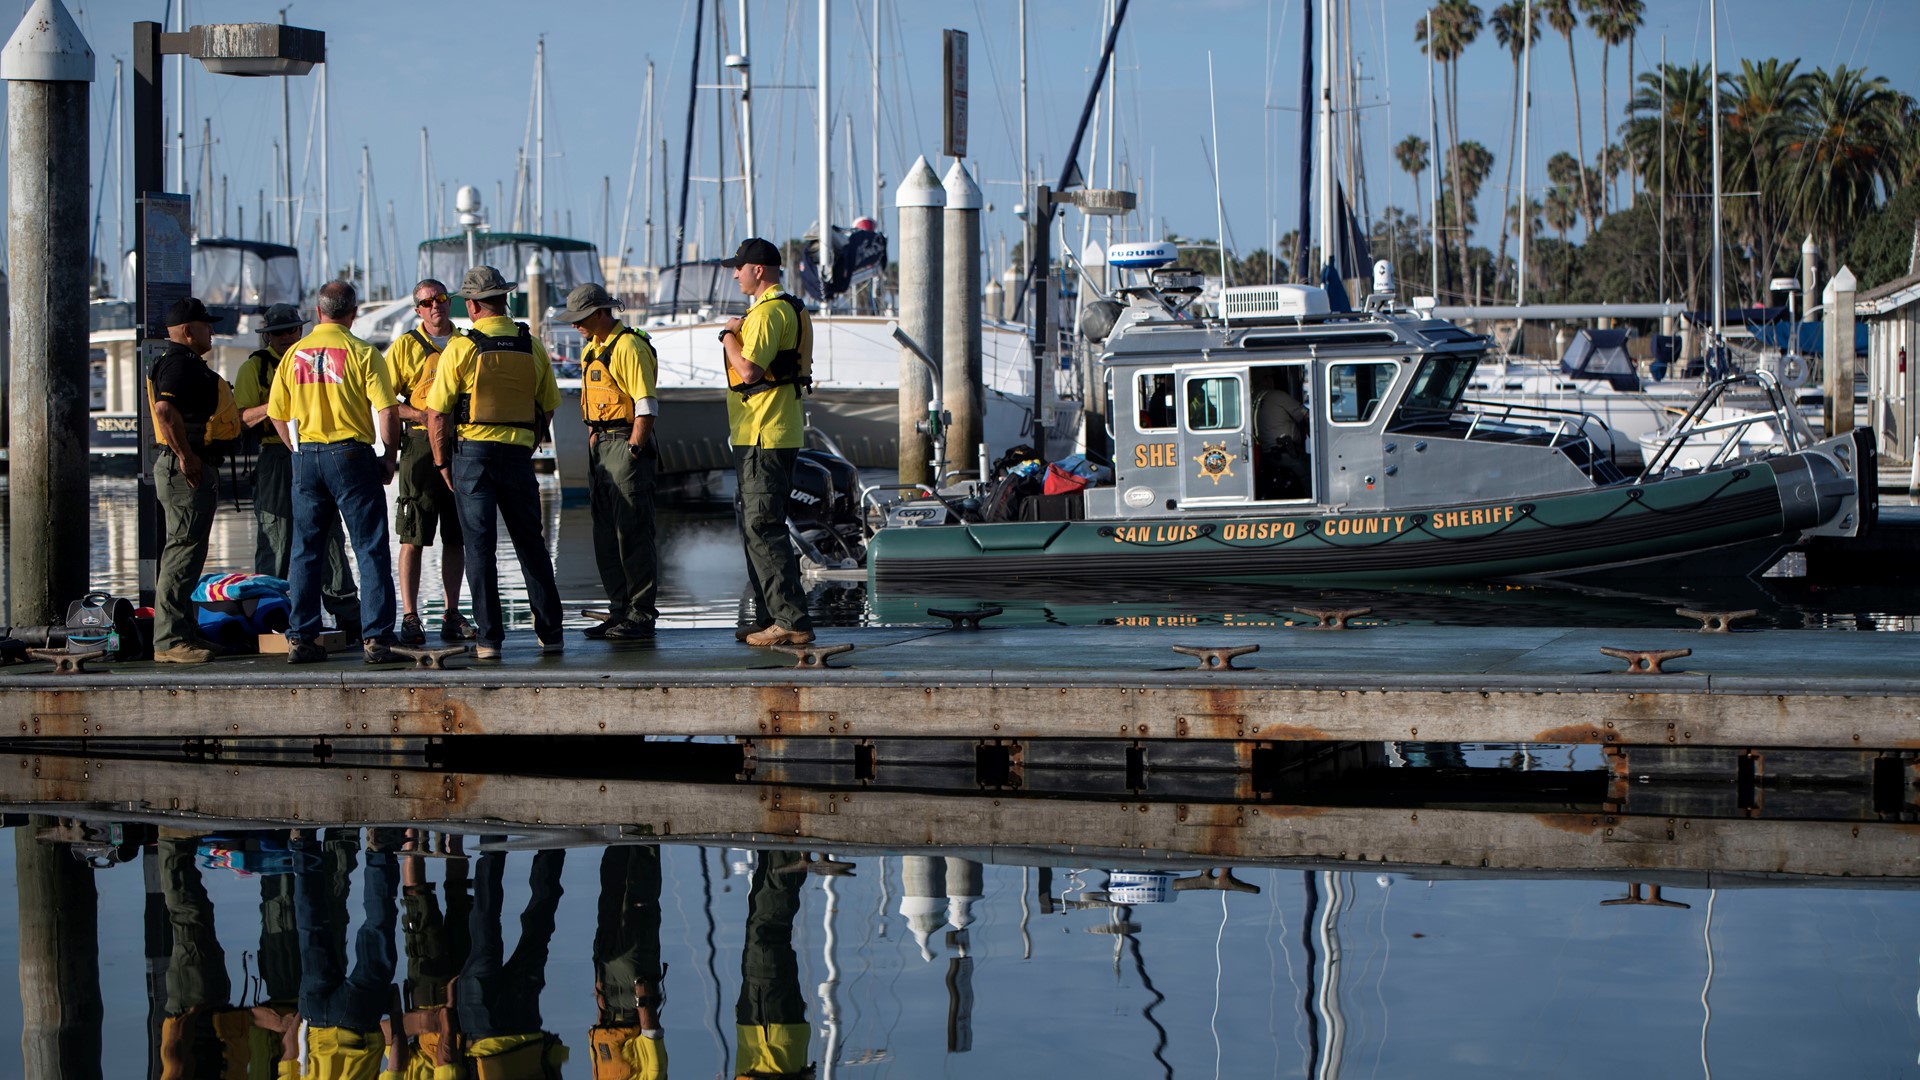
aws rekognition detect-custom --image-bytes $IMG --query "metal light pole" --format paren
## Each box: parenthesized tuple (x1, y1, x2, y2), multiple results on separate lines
(131, 19, 324, 606)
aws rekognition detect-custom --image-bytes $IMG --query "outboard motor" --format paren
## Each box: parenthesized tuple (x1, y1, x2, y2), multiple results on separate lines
(788, 447, 868, 571)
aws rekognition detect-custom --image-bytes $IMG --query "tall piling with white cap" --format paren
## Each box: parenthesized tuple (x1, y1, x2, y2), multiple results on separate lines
(524, 251, 546, 343)
(1823, 266, 1857, 437)
(3, 0, 94, 627)
(895, 156, 944, 486)
(982, 276, 1005, 323)
(1801, 235, 1819, 334)
(941, 160, 983, 473)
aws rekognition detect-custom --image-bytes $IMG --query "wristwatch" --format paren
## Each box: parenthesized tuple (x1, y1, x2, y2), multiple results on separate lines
(717, 327, 734, 342)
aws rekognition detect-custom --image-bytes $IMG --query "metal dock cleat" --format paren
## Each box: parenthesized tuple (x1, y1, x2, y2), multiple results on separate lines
(1675, 607, 1759, 632)
(1171, 644, 1259, 670)
(773, 642, 855, 669)
(26, 647, 105, 675)
(391, 645, 470, 670)
(1599, 646, 1693, 674)
(1171, 868, 1261, 895)
(1290, 606, 1373, 630)
(927, 606, 1003, 630)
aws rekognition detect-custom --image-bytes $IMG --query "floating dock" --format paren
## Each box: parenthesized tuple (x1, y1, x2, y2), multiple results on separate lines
(4, 623, 1916, 754)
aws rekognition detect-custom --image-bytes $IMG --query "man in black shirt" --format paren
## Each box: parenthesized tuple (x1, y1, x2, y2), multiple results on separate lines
(149, 296, 232, 663)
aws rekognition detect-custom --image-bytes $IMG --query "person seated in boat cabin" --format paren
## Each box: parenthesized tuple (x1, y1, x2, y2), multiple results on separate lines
(1253, 368, 1311, 500)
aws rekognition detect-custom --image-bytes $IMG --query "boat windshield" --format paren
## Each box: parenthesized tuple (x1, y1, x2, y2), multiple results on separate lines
(1388, 354, 1480, 429)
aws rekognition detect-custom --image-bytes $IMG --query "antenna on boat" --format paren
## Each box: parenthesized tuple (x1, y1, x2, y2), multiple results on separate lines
(1207, 52, 1228, 313)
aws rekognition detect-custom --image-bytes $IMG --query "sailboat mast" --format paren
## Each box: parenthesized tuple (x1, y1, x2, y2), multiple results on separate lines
(1317, 0, 1334, 279)
(620, 62, 652, 272)
(359, 143, 371, 299)
(319, 61, 330, 288)
(870, 0, 881, 225)
(671, 0, 706, 310)
(1709, 0, 1723, 344)
(1517, 0, 1531, 308)
(420, 128, 430, 244)
(819, 0, 833, 289)
(1426, 9, 1438, 297)
(738, 0, 757, 238)
(279, 6, 292, 246)
(114, 56, 125, 294)
(535, 36, 546, 234)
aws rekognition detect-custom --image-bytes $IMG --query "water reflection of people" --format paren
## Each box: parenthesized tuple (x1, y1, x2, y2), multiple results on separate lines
(736, 850, 812, 1080)
(399, 831, 471, 1020)
(590, 845, 669, 1079)
(251, 828, 403, 1074)
(156, 835, 249, 1077)
(448, 845, 570, 1074)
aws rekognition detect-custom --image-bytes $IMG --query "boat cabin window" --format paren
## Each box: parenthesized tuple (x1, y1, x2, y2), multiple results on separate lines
(1327, 361, 1399, 425)
(1186, 375, 1243, 431)
(1387, 353, 1480, 432)
(1137, 372, 1177, 431)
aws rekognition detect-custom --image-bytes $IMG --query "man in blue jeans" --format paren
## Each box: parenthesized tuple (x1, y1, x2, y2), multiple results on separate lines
(266, 279, 403, 664)
(420, 266, 565, 660)
(251, 829, 403, 1072)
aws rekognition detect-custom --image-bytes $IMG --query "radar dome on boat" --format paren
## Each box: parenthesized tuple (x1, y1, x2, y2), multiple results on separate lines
(1108, 241, 1178, 269)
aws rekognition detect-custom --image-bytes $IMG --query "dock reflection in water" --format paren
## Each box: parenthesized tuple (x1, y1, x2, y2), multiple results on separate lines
(0, 753, 1916, 1076)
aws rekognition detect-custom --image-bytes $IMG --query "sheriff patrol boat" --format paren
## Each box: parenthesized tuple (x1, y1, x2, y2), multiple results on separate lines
(860, 247, 1873, 589)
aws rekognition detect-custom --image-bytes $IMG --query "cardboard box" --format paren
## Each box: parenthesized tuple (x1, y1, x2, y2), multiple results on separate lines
(256, 631, 356, 655)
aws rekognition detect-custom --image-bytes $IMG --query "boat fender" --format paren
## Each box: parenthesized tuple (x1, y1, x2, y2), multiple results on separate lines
(1778, 353, 1809, 389)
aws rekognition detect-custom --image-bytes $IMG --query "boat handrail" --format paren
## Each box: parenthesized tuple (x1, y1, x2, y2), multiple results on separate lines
(1637, 370, 1799, 481)
(1453, 397, 1616, 478)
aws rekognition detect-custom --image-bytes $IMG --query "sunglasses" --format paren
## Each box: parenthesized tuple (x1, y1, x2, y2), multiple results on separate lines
(415, 293, 450, 306)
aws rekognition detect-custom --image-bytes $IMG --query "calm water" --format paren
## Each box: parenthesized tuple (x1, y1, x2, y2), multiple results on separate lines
(0, 829, 1912, 1077)
(2, 475, 1916, 632)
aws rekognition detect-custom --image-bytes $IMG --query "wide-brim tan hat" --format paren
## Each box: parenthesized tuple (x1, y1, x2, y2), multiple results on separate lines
(459, 265, 517, 299)
(557, 282, 619, 324)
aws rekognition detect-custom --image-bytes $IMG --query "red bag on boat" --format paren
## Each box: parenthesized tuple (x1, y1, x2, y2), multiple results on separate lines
(1043, 463, 1090, 495)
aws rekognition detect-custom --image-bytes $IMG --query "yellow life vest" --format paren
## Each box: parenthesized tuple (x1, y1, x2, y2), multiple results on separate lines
(404, 327, 444, 403)
(581, 327, 650, 424)
(147, 366, 243, 449)
(731, 294, 814, 400)
(456, 324, 539, 429)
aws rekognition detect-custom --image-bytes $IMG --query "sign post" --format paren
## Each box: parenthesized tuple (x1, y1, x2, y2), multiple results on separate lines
(942, 30, 968, 159)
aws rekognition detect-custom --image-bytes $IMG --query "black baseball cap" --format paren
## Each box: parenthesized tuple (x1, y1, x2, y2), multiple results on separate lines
(165, 297, 213, 327)
(720, 237, 782, 268)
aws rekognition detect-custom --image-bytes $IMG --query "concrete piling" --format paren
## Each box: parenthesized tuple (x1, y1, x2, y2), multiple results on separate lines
(941, 160, 983, 476)
(16, 818, 103, 1080)
(3, 0, 96, 627)
(1823, 266, 1857, 436)
(982, 277, 1004, 324)
(895, 156, 944, 486)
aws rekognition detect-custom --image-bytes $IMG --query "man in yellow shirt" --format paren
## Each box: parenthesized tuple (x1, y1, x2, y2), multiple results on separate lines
(384, 279, 475, 646)
(266, 280, 403, 665)
(235, 302, 360, 634)
(719, 238, 814, 647)
(562, 282, 660, 641)
(420, 266, 564, 660)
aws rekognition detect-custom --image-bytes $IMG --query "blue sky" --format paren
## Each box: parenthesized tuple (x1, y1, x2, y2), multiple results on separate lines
(26, 0, 1920, 293)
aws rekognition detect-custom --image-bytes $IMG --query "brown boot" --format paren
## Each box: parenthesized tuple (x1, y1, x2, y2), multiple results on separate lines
(743, 625, 815, 647)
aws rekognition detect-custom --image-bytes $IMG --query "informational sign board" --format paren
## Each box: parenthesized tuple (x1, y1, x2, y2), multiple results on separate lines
(139, 192, 192, 337)
(943, 29, 969, 158)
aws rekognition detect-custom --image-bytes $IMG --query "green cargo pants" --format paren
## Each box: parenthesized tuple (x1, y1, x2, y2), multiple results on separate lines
(155, 450, 218, 653)
(732, 446, 812, 633)
(588, 435, 659, 626)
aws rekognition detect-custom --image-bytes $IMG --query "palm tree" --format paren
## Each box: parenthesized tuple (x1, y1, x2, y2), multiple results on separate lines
(1490, 0, 1539, 298)
(1540, 0, 1593, 229)
(1723, 58, 1811, 305)
(1511, 195, 1544, 294)
(1416, 0, 1483, 299)
(1544, 184, 1580, 294)
(1623, 62, 1713, 311)
(1790, 65, 1905, 270)
(1395, 134, 1431, 228)
(1585, 0, 1644, 217)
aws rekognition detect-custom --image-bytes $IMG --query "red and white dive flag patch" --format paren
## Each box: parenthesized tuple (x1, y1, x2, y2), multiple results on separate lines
(293, 347, 347, 385)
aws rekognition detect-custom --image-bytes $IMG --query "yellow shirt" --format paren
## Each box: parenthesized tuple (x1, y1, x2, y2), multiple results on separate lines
(725, 285, 805, 449)
(422, 316, 562, 449)
(396, 1033, 567, 1080)
(735, 1022, 809, 1078)
(235, 346, 286, 445)
(385, 327, 451, 410)
(276, 1025, 393, 1080)
(584, 321, 660, 417)
(267, 323, 399, 445)
(590, 1025, 668, 1080)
